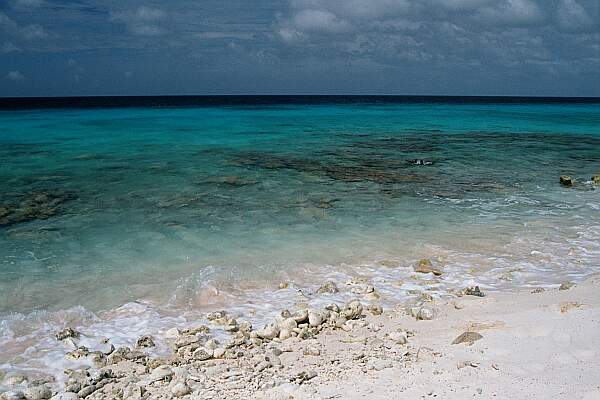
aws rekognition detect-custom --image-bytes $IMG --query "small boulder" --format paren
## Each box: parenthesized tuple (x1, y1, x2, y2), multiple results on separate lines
(367, 304, 383, 315)
(317, 281, 339, 294)
(256, 324, 280, 340)
(414, 259, 443, 276)
(193, 347, 213, 361)
(135, 335, 155, 348)
(170, 381, 191, 397)
(416, 307, 434, 321)
(341, 300, 363, 320)
(23, 385, 52, 400)
(388, 331, 408, 345)
(592, 173, 600, 184)
(146, 365, 173, 384)
(452, 331, 483, 345)
(55, 327, 80, 341)
(559, 282, 575, 291)
(463, 286, 485, 297)
(49, 395, 79, 400)
(308, 311, 324, 327)
(0, 390, 25, 400)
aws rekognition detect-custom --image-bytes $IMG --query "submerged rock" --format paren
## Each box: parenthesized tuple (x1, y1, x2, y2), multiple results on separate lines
(452, 331, 483, 345)
(559, 175, 573, 187)
(0, 191, 77, 227)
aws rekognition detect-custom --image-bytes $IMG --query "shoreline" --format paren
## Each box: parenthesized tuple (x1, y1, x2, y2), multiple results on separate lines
(2, 273, 599, 399)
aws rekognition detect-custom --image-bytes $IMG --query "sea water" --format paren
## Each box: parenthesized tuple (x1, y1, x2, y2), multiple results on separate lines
(0, 96, 599, 380)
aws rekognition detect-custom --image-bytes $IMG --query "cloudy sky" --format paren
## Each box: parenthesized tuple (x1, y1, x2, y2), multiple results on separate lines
(1, 0, 599, 96)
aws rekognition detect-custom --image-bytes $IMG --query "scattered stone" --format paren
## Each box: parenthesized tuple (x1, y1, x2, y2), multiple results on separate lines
(416, 307, 434, 321)
(367, 304, 383, 315)
(3, 373, 27, 386)
(463, 286, 485, 297)
(308, 311, 325, 327)
(531, 287, 546, 294)
(317, 281, 339, 294)
(0, 390, 25, 400)
(256, 324, 280, 340)
(341, 300, 363, 320)
(291, 370, 317, 385)
(559, 282, 575, 291)
(457, 361, 480, 369)
(49, 394, 79, 400)
(193, 347, 213, 361)
(22, 385, 52, 400)
(303, 346, 321, 356)
(55, 327, 80, 341)
(413, 259, 443, 276)
(278, 282, 289, 289)
(388, 331, 408, 345)
(559, 175, 573, 187)
(135, 335, 155, 348)
(145, 365, 174, 384)
(452, 331, 483, 345)
(592, 173, 600, 184)
(170, 381, 192, 397)
(560, 301, 583, 313)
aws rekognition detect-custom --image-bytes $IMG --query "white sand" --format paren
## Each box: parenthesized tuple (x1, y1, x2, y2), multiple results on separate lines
(258, 276, 600, 400)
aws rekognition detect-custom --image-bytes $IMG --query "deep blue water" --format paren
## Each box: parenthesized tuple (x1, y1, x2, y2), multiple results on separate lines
(0, 96, 599, 377)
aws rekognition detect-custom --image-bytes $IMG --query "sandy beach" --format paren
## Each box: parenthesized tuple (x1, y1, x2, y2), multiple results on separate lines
(2, 272, 598, 400)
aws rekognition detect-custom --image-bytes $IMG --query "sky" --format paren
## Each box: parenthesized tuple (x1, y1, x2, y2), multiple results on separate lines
(0, 0, 599, 97)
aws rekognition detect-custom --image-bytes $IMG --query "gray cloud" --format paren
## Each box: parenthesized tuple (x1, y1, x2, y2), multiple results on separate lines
(0, 0, 598, 96)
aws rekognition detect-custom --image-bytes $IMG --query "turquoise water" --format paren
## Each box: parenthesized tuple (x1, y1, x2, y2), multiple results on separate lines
(0, 99, 599, 378)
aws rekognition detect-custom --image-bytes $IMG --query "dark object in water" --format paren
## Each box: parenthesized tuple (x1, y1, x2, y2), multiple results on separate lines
(410, 159, 433, 166)
(559, 175, 573, 187)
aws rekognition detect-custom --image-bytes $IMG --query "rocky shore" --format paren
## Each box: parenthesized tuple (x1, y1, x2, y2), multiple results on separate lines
(2, 272, 599, 400)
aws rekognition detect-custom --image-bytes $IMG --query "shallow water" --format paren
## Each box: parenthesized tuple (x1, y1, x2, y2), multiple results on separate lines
(1, 98, 599, 380)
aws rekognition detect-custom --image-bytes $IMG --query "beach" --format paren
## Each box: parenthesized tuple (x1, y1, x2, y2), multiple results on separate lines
(3, 272, 599, 399)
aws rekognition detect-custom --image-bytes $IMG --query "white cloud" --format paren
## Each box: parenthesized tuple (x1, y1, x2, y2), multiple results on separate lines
(0, 11, 49, 40)
(110, 6, 167, 36)
(557, 0, 594, 32)
(293, 9, 349, 33)
(6, 70, 25, 81)
(1, 41, 21, 53)
(20, 23, 48, 40)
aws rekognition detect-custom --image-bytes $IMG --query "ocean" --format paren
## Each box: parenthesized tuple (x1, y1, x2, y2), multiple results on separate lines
(1, 96, 599, 380)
